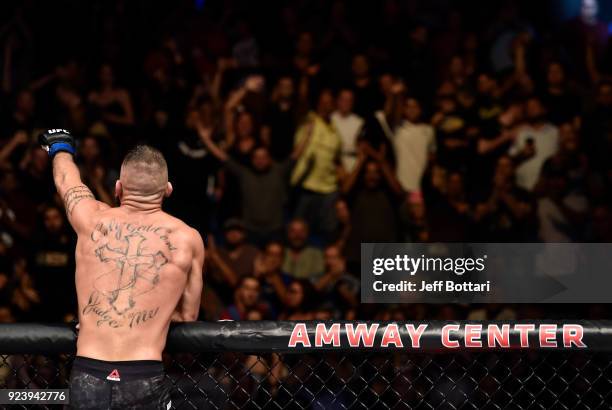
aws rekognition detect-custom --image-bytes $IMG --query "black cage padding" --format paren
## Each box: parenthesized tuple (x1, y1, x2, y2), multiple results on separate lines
(1, 321, 612, 354)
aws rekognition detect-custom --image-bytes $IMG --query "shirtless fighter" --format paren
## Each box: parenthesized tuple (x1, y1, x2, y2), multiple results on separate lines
(39, 129, 204, 409)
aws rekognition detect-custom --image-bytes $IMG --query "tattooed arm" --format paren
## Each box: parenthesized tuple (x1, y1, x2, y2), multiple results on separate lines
(53, 152, 110, 232)
(172, 229, 205, 322)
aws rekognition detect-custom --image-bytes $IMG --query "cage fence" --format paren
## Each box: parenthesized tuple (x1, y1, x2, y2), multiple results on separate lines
(1, 321, 611, 409)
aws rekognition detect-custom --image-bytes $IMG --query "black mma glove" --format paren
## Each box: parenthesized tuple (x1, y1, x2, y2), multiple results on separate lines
(38, 128, 76, 158)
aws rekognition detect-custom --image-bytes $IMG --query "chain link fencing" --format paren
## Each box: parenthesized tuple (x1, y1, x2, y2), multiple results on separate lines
(1, 322, 611, 409)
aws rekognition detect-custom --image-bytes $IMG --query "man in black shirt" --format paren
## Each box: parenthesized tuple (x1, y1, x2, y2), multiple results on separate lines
(29, 205, 76, 321)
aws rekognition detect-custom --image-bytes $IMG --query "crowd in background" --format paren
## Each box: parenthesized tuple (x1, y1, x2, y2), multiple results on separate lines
(1, 0, 612, 325)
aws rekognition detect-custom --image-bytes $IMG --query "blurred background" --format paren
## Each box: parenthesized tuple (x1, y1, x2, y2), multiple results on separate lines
(1, 0, 612, 324)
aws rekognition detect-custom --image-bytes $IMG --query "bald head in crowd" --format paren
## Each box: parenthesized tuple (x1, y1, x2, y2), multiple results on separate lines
(115, 145, 172, 205)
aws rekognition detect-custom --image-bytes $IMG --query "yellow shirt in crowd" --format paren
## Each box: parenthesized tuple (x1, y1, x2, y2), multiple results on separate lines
(290, 112, 342, 194)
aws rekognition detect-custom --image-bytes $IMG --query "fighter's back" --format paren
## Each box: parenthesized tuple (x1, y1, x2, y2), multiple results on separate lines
(75, 207, 198, 361)
(41, 136, 203, 408)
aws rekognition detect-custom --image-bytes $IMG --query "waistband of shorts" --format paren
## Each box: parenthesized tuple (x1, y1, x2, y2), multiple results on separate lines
(73, 356, 164, 382)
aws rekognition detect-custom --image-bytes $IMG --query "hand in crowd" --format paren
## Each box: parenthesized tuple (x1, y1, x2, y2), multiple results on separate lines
(244, 75, 265, 93)
(253, 253, 276, 282)
(390, 80, 405, 95)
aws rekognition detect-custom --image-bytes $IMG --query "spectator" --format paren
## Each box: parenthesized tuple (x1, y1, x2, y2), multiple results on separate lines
(0, 131, 29, 169)
(87, 64, 135, 137)
(474, 101, 524, 196)
(278, 279, 317, 320)
(207, 219, 259, 296)
(196, 117, 312, 245)
(19, 146, 54, 205)
(474, 72, 503, 139)
(473, 155, 535, 240)
(291, 89, 343, 240)
(431, 85, 470, 171)
(582, 80, 612, 173)
(282, 219, 324, 279)
(509, 96, 559, 191)
(254, 241, 292, 318)
(218, 76, 264, 220)
(539, 123, 588, 194)
(398, 24, 436, 100)
(77, 135, 118, 198)
(241, 309, 283, 401)
(219, 276, 267, 321)
(314, 245, 359, 318)
(8, 258, 40, 321)
(537, 167, 588, 242)
(293, 31, 317, 77)
(537, 124, 589, 242)
(403, 191, 430, 243)
(224, 76, 264, 158)
(427, 171, 471, 241)
(3, 90, 37, 137)
(0, 167, 37, 245)
(349, 54, 381, 117)
(540, 62, 580, 126)
(331, 89, 364, 172)
(263, 76, 298, 161)
(29, 205, 76, 321)
(342, 144, 404, 269)
(165, 102, 217, 233)
(386, 88, 435, 192)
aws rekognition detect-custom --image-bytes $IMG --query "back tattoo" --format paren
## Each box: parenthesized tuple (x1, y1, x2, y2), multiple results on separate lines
(82, 220, 176, 329)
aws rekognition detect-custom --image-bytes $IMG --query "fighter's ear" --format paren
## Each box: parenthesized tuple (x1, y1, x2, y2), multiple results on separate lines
(165, 182, 173, 198)
(115, 180, 122, 200)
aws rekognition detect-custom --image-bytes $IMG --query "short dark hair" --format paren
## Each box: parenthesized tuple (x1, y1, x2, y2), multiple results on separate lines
(120, 145, 168, 194)
(123, 145, 167, 169)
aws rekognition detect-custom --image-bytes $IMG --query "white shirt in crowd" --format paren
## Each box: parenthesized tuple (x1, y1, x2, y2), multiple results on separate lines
(391, 120, 435, 192)
(509, 123, 559, 191)
(331, 111, 364, 172)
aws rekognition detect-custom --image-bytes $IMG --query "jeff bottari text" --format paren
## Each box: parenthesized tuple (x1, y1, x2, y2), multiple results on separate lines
(371, 255, 491, 294)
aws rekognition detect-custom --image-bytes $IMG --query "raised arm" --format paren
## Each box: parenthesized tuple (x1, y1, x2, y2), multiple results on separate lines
(478, 129, 516, 155)
(223, 75, 263, 147)
(172, 229, 205, 322)
(210, 58, 236, 105)
(371, 144, 404, 195)
(195, 120, 229, 162)
(40, 129, 108, 233)
(289, 119, 314, 160)
(0, 131, 28, 166)
(341, 144, 367, 194)
(386, 81, 405, 128)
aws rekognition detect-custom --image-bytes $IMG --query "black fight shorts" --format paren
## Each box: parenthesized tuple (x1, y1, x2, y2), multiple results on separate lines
(68, 356, 171, 410)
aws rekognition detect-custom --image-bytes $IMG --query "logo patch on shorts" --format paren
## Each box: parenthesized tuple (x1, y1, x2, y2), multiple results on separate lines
(106, 369, 121, 381)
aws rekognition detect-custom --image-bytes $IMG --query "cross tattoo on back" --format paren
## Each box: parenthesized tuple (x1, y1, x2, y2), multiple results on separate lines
(94, 231, 168, 315)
